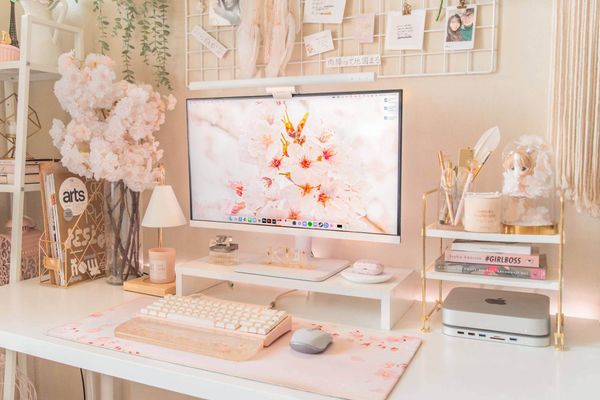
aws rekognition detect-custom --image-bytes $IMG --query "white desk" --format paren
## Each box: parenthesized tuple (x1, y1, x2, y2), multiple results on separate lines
(0, 278, 599, 400)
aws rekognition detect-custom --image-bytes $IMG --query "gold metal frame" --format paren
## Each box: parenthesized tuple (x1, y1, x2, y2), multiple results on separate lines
(421, 188, 566, 350)
(38, 181, 107, 288)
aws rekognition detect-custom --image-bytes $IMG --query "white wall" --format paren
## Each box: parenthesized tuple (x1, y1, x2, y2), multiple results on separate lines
(12, 0, 600, 399)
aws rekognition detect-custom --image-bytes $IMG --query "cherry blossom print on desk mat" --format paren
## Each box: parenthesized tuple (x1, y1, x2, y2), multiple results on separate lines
(47, 298, 422, 400)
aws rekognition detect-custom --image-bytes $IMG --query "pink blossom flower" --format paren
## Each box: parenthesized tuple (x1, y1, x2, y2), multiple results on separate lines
(51, 52, 175, 192)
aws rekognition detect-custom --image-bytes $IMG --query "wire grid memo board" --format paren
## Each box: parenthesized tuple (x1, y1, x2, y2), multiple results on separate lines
(185, 0, 498, 90)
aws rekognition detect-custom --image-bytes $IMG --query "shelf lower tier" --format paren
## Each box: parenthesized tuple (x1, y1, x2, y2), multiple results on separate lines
(425, 223, 561, 244)
(425, 264, 559, 291)
(0, 183, 41, 193)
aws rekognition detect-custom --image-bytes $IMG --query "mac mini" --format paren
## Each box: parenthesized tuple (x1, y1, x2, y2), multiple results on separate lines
(441, 287, 550, 347)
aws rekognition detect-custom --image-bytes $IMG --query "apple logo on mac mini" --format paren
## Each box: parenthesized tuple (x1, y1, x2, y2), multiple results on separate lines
(485, 298, 507, 305)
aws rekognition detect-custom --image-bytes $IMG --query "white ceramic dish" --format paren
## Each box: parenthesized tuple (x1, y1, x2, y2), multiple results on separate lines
(341, 270, 393, 284)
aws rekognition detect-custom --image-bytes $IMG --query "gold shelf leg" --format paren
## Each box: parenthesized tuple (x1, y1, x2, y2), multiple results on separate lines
(554, 193, 565, 351)
(421, 189, 439, 333)
(421, 191, 430, 332)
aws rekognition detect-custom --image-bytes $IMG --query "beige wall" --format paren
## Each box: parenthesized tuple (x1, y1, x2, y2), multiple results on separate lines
(8, 0, 600, 399)
(160, 0, 600, 321)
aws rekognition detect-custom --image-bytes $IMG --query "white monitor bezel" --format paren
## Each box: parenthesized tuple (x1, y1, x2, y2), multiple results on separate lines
(189, 219, 401, 244)
(186, 89, 402, 244)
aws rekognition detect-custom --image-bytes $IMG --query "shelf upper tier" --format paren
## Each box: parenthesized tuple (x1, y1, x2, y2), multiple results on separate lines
(425, 263, 560, 291)
(0, 61, 59, 81)
(424, 223, 561, 244)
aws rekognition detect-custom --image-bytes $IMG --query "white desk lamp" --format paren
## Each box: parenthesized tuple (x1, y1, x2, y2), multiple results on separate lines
(142, 168, 187, 284)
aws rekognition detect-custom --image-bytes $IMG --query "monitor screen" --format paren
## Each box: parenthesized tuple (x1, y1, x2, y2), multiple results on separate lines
(187, 90, 401, 239)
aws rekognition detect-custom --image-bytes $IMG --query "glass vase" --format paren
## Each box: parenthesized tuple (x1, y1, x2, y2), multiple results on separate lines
(104, 181, 143, 285)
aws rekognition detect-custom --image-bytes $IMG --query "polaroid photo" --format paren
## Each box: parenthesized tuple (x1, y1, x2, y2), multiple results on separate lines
(444, 5, 477, 50)
(304, 30, 335, 57)
(384, 10, 426, 51)
(209, 0, 241, 26)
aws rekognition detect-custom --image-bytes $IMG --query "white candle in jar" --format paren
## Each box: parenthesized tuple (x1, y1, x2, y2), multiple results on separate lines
(463, 192, 502, 233)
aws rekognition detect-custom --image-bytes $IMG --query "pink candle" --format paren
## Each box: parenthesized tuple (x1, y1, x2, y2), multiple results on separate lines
(148, 248, 176, 283)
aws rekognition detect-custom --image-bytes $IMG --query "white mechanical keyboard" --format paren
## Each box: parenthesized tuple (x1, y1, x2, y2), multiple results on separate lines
(137, 294, 292, 347)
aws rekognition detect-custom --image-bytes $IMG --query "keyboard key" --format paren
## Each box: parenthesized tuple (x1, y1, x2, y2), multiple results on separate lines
(226, 323, 239, 330)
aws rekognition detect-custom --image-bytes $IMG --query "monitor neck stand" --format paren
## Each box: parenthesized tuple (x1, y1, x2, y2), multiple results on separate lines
(293, 235, 350, 272)
(233, 235, 351, 282)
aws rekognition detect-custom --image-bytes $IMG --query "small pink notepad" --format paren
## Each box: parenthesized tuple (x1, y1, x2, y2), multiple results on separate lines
(48, 298, 422, 400)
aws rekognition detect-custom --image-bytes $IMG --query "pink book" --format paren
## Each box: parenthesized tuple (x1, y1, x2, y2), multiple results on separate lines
(445, 250, 541, 268)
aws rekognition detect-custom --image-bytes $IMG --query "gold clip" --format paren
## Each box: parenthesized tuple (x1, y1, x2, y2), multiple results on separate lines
(457, 0, 468, 9)
(0, 31, 11, 46)
(402, 1, 412, 15)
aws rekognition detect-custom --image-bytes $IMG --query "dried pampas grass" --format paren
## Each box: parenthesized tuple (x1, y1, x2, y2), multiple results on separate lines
(236, 0, 261, 79)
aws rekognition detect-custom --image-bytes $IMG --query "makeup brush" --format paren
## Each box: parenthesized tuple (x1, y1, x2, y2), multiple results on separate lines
(438, 151, 456, 225)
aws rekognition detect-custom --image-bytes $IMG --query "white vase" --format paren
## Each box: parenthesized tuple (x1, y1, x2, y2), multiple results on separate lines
(18, 0, 69, 66)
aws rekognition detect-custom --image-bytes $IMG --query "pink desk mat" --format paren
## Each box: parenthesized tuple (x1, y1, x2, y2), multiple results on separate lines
(47, 298, 422, 400)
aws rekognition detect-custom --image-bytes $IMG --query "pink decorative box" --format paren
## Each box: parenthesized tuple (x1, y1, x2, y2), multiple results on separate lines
(0, 217, 42, 285)
(0, 44, 20, 62)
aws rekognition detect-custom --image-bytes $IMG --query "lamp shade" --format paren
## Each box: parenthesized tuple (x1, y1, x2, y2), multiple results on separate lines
(142, 185, 187, 228)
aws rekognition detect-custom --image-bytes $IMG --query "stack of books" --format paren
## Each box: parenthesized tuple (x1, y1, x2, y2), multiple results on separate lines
(0, 159, 44, 184)
(436, 241, 546, 280)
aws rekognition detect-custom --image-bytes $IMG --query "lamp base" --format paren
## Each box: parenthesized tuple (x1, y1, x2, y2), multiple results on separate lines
(123, 276, 176, 297)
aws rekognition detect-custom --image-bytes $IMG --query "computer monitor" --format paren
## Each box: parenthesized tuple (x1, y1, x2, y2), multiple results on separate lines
(186, 90, 402, 254)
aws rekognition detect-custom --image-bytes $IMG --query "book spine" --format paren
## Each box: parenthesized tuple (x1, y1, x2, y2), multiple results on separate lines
(48, 174, 65, 286)
(445, 250, 540, 268)
(435, 261, 546, 280)
(450, 242, 532, 255)
(44, 174, 59, 285)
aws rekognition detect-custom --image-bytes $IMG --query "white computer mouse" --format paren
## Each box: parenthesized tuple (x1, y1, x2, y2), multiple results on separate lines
(289, 328, 332, 354)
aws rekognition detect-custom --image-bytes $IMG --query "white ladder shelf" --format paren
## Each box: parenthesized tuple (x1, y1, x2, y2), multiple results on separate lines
(3, 15, 83, 285)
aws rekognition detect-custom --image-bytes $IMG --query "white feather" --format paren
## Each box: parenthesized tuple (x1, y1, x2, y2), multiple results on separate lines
(473, 126, 501, 163)
(279, 14, 296, 76)
(290, 0, 302, 34)
(261, 0, 274, 64)
(265, 1, 296, 78)
(236, 0, 261, 79)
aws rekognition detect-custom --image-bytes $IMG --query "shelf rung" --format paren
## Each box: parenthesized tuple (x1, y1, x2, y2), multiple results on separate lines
(0, 184, 16, 193)
(425, 223, 561, 244)
(425, 264, 560, 291)
(0, 183, 41, 193)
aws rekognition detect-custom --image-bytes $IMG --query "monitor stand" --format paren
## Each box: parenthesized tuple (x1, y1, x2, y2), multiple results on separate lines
(233, 236, 351, 282)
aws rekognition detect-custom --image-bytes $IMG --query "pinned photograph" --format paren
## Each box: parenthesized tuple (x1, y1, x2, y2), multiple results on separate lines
(209, 0, 241, 26)
(444, 6, 477, 50)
